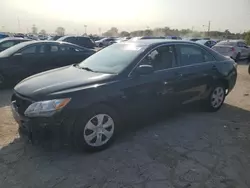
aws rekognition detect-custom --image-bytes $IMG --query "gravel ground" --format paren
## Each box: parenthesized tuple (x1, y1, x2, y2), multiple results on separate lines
(0, 63, 250, 188)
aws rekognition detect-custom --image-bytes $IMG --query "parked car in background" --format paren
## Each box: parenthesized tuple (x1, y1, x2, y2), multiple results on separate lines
(189, 38, 201, 42)
(0, 37, 31, 52)
(212, 40, 250, 61)
(165, 36, 182, 40)
(11, 40, 237, 151)
(196, 39, 217, 48)
(57, 36, 96, 49)
(95, 37, 116, 47)
(48, 35, 63, 41)
(14, 33, 25, 38)
(129, 36, 165, 41)
(0, 33, 9, 39)
(0, 41, 95, 86)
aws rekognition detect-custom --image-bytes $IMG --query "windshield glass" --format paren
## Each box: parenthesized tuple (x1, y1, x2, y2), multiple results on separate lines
(78, 43, 146, 74)
(0, 41, 32, 57)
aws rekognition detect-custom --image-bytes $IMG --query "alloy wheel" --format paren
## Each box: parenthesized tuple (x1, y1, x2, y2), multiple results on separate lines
(83, 114, 115, 147)
(211, 87, 225, 108)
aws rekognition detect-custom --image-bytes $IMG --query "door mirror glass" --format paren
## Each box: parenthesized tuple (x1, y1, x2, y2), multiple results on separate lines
(135, 65, 154, 75)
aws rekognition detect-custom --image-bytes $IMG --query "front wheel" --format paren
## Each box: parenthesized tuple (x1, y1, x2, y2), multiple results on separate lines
(203, 84, 226, 112)
(73, 105, 119, 152)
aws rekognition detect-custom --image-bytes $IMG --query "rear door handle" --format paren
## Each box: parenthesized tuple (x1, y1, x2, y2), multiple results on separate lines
(212, 65, 217, 70)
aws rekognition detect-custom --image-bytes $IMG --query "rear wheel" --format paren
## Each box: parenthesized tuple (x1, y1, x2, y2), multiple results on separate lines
(203, 83, 226, 112)
(73, 105, 119, 152)
(99, 43, 103, 48)
(0, 74, 5, 88)
(235, 53, 241, 62)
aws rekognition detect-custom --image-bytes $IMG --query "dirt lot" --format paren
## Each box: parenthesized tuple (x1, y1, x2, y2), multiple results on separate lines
(0, 63, 250, 188)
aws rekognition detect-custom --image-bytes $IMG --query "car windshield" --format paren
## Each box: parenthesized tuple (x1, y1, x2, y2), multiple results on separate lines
(78, 43, 146, 74)
(0, 41, 32, 57)
(217, 41, 236, 46)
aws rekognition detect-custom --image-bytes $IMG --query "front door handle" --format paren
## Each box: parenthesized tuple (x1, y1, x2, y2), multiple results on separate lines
(175, 72, 183, 78)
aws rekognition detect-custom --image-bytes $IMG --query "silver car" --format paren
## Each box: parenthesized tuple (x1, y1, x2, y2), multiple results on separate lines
(212, 40, 250, 61)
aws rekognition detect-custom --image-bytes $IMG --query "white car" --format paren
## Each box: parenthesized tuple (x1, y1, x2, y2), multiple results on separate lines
(212, 40, 250, 61)
(95, 38, 116, 47)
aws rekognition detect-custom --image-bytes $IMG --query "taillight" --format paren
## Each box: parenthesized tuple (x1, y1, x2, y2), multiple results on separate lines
(231, 47, 235, 51)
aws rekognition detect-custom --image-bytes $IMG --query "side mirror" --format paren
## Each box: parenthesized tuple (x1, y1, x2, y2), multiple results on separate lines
(13, 53, 22, 59)
(135, 65, 154, 75)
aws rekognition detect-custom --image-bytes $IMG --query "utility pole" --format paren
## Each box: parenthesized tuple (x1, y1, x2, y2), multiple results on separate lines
(98, 28, 102, 36)
(208, 21, 211, 37)
(84, 25, 87, 35)
(17, 17, 21, 32)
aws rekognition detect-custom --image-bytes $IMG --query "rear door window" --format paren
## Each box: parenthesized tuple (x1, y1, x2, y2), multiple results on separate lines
(176, 44, 214, 66)
(60, 45, 84, 52)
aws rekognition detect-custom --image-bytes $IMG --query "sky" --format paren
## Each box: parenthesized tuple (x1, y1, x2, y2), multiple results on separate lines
(0, 0, 250, 34)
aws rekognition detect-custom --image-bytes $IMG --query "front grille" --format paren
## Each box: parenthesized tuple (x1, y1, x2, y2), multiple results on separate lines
(11, 92, 33, 116)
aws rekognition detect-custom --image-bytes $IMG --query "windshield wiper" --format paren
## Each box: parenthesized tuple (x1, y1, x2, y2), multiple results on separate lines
(80, 67, 95, 72)
(74, 64, 95, 72)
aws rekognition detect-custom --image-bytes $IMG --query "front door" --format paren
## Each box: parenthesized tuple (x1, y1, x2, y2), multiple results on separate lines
(121, 45, 178, 117)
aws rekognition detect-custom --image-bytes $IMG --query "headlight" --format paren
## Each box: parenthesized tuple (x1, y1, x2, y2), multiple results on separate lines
(24, 98, 71, 117)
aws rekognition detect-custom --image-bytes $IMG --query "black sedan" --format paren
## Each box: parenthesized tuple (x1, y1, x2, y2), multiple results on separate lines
(0, 41, 95, 86)
(0, 37, 31, 52)
(11, 40, 237, 151)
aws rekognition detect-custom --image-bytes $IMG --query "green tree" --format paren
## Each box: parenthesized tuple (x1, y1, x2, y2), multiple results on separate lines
(39, 29, 46, 35)
(244, 31, 250, 45)
(120, 31, 130, 37)
(55, 27, 65, 36)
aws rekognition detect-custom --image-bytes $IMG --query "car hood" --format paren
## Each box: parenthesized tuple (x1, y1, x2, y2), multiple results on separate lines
(14, 65, 114, 100)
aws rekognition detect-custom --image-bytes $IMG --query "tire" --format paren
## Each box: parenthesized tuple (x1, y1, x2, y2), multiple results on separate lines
(0, 74, 5, 88)
(73, 104, 120, 152)
(203, 83, 226, 112)
(99, 43, 103, 48)
(235, 53, 241, 62)
(248, 65, 250, 75)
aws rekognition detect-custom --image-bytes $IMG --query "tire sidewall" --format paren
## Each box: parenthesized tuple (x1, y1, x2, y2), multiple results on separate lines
(235, 53, 241, 62)
(0, 74, 5, 88)
(206, 84, 226, 112)
(73, 104, 119, 152)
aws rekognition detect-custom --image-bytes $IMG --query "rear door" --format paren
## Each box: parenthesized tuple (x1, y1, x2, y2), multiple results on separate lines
(173, 44, 216, 104)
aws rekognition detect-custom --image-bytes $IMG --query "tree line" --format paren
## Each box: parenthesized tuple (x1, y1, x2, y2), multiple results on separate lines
(18, 24, 250, 45)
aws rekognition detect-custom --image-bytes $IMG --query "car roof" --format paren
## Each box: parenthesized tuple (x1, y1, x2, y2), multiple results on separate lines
(0, 37, 30, 42)
(124, 39, 196, 46)
(57, 36, 91, 41)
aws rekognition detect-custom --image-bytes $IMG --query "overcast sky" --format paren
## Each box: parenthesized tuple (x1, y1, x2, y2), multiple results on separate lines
(0, 0, 250, 34)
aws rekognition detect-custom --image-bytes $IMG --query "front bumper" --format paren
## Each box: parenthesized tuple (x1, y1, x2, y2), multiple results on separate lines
(11, 102, 76, 143)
